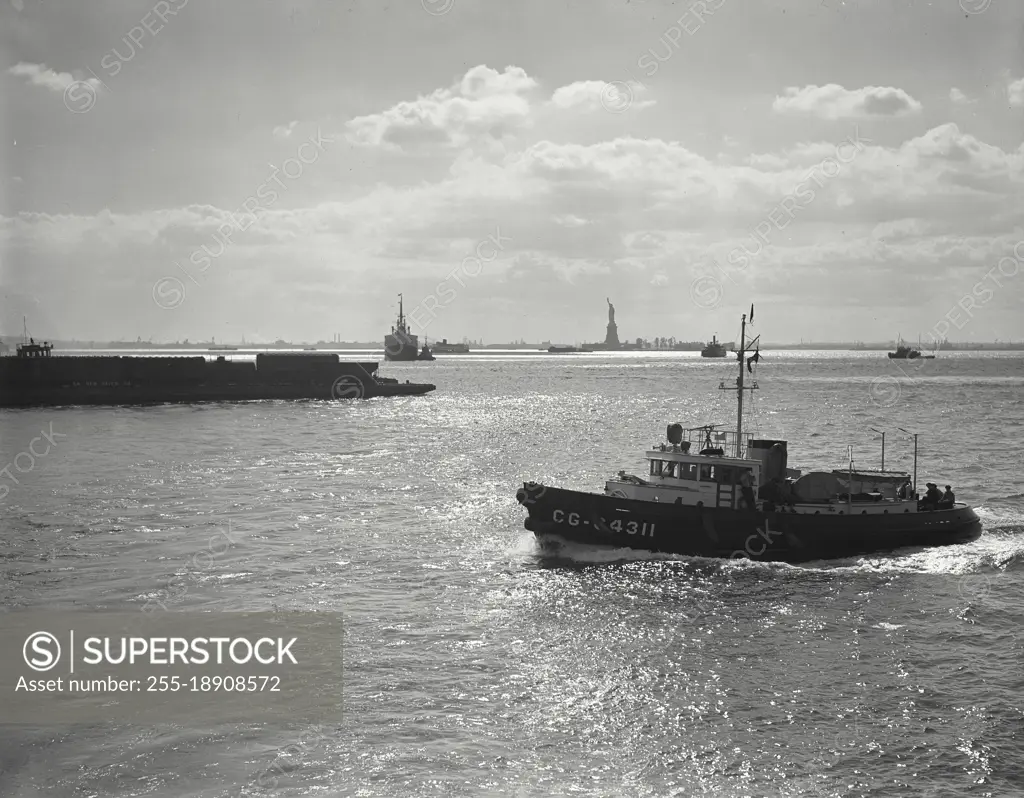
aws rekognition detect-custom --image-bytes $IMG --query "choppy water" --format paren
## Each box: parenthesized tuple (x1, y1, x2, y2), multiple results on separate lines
(1, 351, 1022, 797)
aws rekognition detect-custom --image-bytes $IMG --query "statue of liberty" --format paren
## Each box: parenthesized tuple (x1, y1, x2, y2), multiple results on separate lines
(605, 298, 620, 348)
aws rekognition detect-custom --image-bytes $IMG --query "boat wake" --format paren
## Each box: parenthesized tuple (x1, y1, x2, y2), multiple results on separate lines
(521, 532, 694, 565)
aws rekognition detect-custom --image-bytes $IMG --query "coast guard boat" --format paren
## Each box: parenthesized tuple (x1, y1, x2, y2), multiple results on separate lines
(516, 306, 980, 562)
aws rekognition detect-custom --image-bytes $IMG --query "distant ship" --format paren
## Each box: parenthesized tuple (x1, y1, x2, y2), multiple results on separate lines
(548, 345, 593, 353)
(888, 337, 934, 360)
(384, 295, 434, 361)
(432, 339, 470, 354)
(701, 335, 727, 358)
(0, 341, 435, 406)
(210, 345, 238, 351)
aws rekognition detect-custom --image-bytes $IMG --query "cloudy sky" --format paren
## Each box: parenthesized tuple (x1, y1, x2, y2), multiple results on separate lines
(3, 0, 1023, 344)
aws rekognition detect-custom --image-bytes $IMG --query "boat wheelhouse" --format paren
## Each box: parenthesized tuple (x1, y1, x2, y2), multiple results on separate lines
(613, 427, 924, 518)
(17, 339, 54, 358)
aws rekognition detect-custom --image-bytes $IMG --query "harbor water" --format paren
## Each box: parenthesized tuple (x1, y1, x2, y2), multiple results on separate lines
(1, 350, 1022, 797)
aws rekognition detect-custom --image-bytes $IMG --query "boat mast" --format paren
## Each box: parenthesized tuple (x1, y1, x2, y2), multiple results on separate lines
(897, 427, 919, 496)
(736, 312, 746, 458)
(848, 445, 853, 512)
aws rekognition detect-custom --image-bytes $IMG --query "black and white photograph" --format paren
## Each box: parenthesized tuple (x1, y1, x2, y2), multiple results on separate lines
(2, 0, 1023, 795)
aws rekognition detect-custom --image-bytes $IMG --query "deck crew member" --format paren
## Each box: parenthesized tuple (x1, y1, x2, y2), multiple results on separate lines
(940, 485, 955, 508)
(739, 470, 756, 509)
(922, 483, 942, 510)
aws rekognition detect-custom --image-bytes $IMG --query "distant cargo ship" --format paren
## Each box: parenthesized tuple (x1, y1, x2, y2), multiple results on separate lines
(384, 294, 434, 361)
(432, 339, 470, 354)
(0, 341, 435, 407)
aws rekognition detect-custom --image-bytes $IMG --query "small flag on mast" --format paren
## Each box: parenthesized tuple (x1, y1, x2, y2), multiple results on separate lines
(750, 304, 754, 323)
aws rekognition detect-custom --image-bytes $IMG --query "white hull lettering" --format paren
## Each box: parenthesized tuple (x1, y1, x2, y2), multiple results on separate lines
(548, 510, 656, 538)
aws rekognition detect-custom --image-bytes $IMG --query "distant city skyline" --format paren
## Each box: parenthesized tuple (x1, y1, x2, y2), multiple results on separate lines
(3, 1, 1023, 343)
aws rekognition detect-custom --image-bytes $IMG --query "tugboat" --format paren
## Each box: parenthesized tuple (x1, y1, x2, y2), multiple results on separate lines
(516, 306, 980, 562)
(701, 335, 727, 358)
(384, 294, 434, 361)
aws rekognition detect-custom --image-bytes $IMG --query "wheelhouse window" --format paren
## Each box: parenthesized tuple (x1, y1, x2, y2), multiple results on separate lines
(678, 463, 697, 480)
(650, 460, 663, 477)
(699, 464, 714, 481)
(663, 461, 678, 478)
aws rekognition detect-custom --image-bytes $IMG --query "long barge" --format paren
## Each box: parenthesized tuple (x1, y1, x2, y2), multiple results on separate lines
(1, 341, 435, 407)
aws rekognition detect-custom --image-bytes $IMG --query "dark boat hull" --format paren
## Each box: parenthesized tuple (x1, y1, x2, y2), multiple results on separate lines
(384, 350, 434, 362)
(0, 354, 435, 407)
(516, 484, 981, 563)
(384, 349, 421, 361)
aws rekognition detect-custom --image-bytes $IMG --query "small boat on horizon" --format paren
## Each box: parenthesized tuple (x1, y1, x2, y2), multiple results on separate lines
(516, 306, 979, 563)
(547, 344, 593, 353)
(888, 336, 935, 359)
(700, 335, 727, 358)
(432, 339, 471, 354)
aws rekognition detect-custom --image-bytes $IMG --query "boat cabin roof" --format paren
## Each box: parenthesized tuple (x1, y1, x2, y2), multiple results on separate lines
(830, 468, 910, 482)
(645, 445, 757, 470)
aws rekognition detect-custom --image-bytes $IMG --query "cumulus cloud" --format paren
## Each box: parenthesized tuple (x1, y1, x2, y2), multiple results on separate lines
(11, 123, 1021, 270)
(7, 61, 102, 94)
(272, 121, 298, 139)
(949, 88, 970, 104)
(549, 80, 655, 112)
(1009, 77, 1024, 108)
(773, 83, 922, 119)
(345, 64, 538, 151)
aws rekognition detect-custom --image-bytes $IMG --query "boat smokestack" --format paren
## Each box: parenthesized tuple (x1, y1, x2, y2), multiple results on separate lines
(747, 439, 788, 485)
